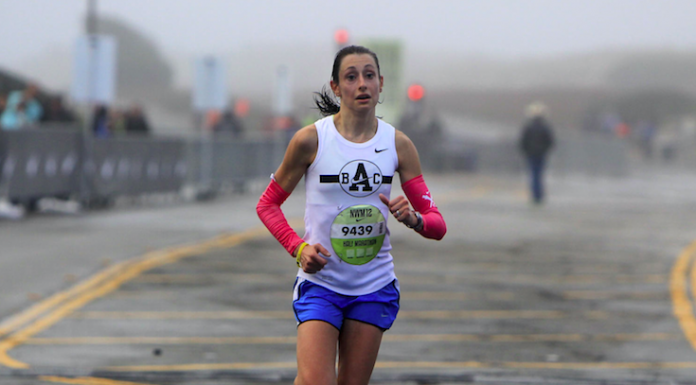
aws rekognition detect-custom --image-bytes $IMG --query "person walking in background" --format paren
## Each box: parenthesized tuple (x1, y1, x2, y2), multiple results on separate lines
(519, 102, 555, 205)
(257, 45, 446, 385)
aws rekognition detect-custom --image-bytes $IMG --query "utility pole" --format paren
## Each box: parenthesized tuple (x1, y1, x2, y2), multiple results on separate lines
(81, 0, 98, 207)
(86, 0, 97, 34)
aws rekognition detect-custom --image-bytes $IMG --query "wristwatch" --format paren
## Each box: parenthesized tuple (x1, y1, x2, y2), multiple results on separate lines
(405, 211, 423, 231)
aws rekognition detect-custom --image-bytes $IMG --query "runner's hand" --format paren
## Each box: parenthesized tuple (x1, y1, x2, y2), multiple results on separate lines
(299, 243, 331, 274)
(379, 193, 417, 227)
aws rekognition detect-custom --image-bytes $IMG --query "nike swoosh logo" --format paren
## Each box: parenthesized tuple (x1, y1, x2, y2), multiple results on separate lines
(375, 148, 388, 153)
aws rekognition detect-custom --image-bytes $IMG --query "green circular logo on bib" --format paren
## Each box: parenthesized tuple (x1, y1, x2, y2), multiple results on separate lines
(330, 204, 387, 265)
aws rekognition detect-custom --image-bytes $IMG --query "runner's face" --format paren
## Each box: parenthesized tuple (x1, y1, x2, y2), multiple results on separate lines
(331, 54, 383, 112)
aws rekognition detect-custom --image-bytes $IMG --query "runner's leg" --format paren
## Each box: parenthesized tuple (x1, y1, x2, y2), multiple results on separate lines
(295, 320, 340, 385)
(336, 319, 383, 385)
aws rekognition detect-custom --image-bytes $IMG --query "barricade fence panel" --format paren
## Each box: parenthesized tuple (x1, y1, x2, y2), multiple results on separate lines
(0, 128, 631, 206)
(185, 137, 285, 193)
(0, 129, 82, 201)
(89, 137, 188, 198)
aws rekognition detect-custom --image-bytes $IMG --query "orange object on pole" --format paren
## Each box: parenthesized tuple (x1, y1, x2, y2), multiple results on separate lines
(334, 29, 349, 45)
(234, 98, 250, 118)
(407, 84, 425, 101)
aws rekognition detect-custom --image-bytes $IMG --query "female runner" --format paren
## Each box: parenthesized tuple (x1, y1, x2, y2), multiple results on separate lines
(257, 45, 446, 385)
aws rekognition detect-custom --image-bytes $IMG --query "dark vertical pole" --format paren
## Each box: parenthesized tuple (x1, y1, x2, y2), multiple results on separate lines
(86, 0, 97, 34)
(81, 0, 98, 206)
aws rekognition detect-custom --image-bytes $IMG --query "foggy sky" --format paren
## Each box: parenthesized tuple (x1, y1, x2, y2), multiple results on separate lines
(2, 0, 696, 93)
(4, 0, 696, 60)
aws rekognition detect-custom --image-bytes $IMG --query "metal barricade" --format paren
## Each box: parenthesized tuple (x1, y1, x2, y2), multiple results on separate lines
(88, 137, 187, 199)
(0, 129, 82, 202)
(0, 126, 632, 210)
(187, 137, 285, 195)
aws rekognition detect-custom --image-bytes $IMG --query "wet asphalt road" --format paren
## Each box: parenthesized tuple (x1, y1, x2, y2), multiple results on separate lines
(2, 168, 696, 384)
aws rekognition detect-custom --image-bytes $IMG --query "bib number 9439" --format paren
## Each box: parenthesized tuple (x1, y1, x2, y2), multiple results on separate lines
(330, 204, 386, 265)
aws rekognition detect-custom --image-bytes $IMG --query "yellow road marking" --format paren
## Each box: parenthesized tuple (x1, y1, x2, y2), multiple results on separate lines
(0, 226, 274, 369)
(380, 361, 696, 369)
(399, 310, 565, 319)
(378, 361, 696, 369)
(406, 290, 664, 301)
(398, 274, 666, 285)
(386, 333, 680, 343)
(25, 333, 681, 346)
(403, 292, 476, 301)
(28, 336, 297, 345)
(105, 362, 298, 371)
(670, 240, 696, 351)
(66, 309, 626, 320)
(562, 291, 666, 300)
(131, 272, 667, 286)
(6, 205, 693, 374)
(107, 290, 178, 299)
(103, 289, 665, 302)
(102, 360, 696, 372)
(39, 376, 155, 385)
(69, 311, 293, 320)
(132, 273, 289, 283)
(0, 261, 134, 338)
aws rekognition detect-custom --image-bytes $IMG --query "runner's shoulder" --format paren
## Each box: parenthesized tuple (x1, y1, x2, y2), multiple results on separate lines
(289, 124, 319, 158)
(394, 129, 417, 154)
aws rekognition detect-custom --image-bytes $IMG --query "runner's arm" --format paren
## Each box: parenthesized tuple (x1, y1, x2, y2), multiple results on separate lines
(256, 126, 318, 256)
(392, 130, 447, 240)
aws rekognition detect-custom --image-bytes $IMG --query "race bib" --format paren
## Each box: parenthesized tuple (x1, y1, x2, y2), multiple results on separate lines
(330, 204, 386, 265)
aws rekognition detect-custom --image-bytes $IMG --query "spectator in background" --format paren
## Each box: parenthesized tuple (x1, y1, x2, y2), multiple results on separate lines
(1, 84, 43, 130)
(125, 104, 150, 135)
(519, 102, 555, 205)
(109, 108, 127, 136)
(635, 120, 656, 159)
(0, 94, 7, 117)
(0, 94, 7, 130)
(0, 93, 25, 218)
(41, 95, 76, 124)
(213, 107, 244, 139)
(273, 115, 300, 144)
(91, 104, 110, 138)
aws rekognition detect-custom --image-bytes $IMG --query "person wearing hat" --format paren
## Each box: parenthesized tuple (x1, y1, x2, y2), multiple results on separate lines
(519, 102, 555, 204)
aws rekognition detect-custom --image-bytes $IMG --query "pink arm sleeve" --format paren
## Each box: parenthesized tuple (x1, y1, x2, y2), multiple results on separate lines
(401, 175, 447, 240)
(256, 179, 305, 256)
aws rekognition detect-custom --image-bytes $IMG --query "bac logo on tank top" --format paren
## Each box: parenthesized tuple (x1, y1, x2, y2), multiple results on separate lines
(319, 160, 393, 198)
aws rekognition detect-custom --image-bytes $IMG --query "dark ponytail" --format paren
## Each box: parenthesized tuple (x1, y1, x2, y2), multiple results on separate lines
(313, 45, 381, 117)
(313, 85, 341, 116)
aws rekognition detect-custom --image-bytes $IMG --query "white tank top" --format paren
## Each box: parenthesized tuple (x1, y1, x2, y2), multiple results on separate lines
(299, 115, 399, 295)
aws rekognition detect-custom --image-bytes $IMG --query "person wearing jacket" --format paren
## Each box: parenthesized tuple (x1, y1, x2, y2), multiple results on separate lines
(519, 102, 555, 204)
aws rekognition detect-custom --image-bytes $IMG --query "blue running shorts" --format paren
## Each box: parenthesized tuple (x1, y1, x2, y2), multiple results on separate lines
(292, 278, 400, 331)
